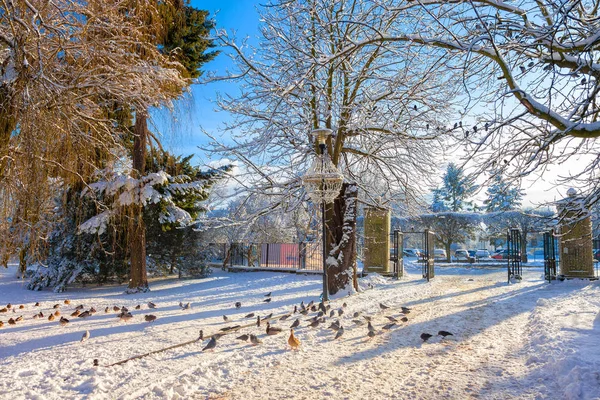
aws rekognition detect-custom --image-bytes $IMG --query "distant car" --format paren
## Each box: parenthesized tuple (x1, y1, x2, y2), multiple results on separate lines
(491, 249, 521, 260)
(404, 249, 421, 258)
(475, 249, 491, 259)
(434, 248, 447, 260)
(454, 249, 470, 262)
(468, 249, 477, 258)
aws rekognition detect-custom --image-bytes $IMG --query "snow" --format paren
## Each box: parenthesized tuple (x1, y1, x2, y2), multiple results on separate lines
(1, 263, 599, 399)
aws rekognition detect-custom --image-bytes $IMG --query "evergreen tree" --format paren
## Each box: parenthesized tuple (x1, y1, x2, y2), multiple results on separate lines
(432, 163, 477, 212)
(484, 173, 524, 212)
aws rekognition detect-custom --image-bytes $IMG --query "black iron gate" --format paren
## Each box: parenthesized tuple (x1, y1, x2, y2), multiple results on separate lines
(390, 230, 404, 279)
(507, 228, 522, 283)
(543, 230, 558, 282)
(422, 229, 435, 281)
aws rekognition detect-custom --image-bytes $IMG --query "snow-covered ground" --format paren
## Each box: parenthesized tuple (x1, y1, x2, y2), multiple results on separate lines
(1, 262, 599, 400)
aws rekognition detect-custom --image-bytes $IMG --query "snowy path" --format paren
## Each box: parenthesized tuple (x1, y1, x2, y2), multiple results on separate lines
(0, 265, 598, 399)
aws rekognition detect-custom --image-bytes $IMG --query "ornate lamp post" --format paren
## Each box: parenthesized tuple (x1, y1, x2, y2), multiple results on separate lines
(302, 128, 344, 302)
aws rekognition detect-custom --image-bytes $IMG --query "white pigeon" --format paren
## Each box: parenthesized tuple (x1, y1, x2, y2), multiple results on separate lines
(81, 330, 90, 342)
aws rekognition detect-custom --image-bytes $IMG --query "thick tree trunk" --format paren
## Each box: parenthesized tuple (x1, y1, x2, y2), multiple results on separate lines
(0, 86, 16, 179)
(325, 182, 358, 295)
(128, 111, 149, 292)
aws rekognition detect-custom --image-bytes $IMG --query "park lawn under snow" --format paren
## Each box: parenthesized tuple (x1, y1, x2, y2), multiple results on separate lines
(1, 263, 599, 400)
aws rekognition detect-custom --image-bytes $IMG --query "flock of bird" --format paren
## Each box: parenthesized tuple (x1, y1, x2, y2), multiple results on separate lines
(1, 291, 455, 357)
(0, 299, 162, 336)
(197, 291, 454, 353)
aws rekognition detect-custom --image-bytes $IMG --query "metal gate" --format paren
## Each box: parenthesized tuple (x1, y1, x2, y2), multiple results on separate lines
(543, 230, 557, 282)
(422, 229, 435, 281)
(507, 228, 522, 283)
(390, 230, 404, 279)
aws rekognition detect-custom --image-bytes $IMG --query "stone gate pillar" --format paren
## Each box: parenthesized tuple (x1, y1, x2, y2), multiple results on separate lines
(363, 207, 391, 274)
(557, 188, 595, 279)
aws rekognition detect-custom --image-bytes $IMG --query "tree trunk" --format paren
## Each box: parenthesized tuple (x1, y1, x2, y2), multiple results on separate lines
(325, 182, 358, 295)
(445, 242, 452, 263)
(128, 110, 149, 292)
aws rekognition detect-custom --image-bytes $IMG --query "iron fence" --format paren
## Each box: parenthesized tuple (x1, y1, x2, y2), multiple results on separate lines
(226, 242, 323, 272)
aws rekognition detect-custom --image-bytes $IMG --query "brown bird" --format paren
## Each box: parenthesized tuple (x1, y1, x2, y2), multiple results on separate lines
(104, 307, 110, 313)
(288, 329, 301, 350)
(19, 304, 24, 309)
(89, 307, 97, 314)
(64, 300, 70, 305)
(71, 310, 81, 317)
(0, 321, 3, 328)
(401, 316, 408, 322)
(34, 302, 40, 307)
(0, 308, 7, 313)
(8, 318, 16, 325)
(15, 315, 23, 322)
(48, 314, 55, 321)
(59, 317, 69, 326)
(119, 312, 133, 322)
(75, 305, 85, 310)
(54, 310, 60, 317)
(120, 306, 128, 313)
(148, 302, 157, 309)
(135, 305, 141, 310)
(144, 314, 157, 323)
(33, 313, 39, 319)
(78, 311, 91, 318)
(112, 306, 120, 312)
(53, 304, 60, 309)
(6, 303, 12, 309)
(38, 311, 44, 318)
(266, 322, 283, 335)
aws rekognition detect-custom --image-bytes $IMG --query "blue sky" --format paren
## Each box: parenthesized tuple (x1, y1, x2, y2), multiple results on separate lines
(161, 1, 260, 161)
(160, 1, 572, 207)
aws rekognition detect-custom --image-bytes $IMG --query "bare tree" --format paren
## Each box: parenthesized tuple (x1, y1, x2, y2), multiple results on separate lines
(204, 0, 460, 294)
(329, 0, 600, 210)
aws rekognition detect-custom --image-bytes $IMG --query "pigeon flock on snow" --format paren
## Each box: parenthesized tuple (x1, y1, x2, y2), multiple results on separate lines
(0, 289, 455, 365)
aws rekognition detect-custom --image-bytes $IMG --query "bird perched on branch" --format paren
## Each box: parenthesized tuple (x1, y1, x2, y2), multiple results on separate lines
(438, 330, 453, 338)
(420, 333, 433, 342)
(148, 302, 157, 309)
(202, 337, 217, 352)
(144, 315, 157, 323)
(288, 329, 301, 350)
(250, 334, 262, 346)
(81, 330, 90, 342)
(266, 322, 283, 335)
